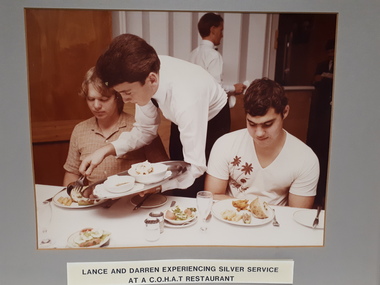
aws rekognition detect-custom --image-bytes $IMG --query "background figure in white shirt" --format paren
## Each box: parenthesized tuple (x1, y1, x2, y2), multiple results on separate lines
(79, 33, 230, 197)
(205, 78, 319, 208)
(189, 12, 247, 107)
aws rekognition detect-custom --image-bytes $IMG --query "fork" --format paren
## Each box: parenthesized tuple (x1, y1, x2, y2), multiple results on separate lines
(72, 175, 86, 192)
(272, 209, 280, 227)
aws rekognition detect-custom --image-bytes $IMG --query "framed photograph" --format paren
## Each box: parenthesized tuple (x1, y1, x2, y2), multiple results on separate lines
(29, 9, 335, 249)
(1, 1, 379, 285)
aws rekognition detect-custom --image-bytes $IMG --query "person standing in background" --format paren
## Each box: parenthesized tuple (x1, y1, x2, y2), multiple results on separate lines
(307, 39, 335, 207)
(189, 12, 247, 107)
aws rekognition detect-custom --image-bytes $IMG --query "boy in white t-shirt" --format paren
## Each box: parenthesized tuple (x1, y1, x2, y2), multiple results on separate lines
(205, 78, 319, 208)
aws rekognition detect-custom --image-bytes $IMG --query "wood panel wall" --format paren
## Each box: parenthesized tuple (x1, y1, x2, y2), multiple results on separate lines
(26, 9, 113, 185)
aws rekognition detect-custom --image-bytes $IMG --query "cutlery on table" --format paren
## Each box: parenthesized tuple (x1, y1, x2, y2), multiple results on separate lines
(272, 209, 280, 227)
(312, 206, 322, 228)
(133, 185, 162, 210)
(102, 198, 120, 209)
(44, 183, 74, 203)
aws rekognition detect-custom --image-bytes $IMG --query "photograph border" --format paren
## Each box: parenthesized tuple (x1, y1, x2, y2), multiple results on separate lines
(28, 8, 334, 249)
(1, 1, 380, 285)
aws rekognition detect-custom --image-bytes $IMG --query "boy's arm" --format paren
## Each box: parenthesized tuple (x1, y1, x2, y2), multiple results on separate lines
(288, 193, 315, 209)
(204, 174, 231, 200)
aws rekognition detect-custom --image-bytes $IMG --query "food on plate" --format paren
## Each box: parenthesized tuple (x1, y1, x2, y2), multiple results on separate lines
(135, 160, 154, 175)
(77, 199, 95, 206)
(249, 197, 270, 219)
(73, 228, 110, 248)
(221, 209, 242, 222)
(232, 199, 249, 211)
(165, 206, 196, 221)
(70, 187, 94, 206)
(128, 161, 168, 184)
(57, 196, 73, 206)
(241, 212, 252, 224)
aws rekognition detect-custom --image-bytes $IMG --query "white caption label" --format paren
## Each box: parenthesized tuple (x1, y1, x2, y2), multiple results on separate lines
(67, 259, 293, 284)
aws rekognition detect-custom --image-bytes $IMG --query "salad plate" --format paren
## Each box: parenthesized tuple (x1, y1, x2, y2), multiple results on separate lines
(164, 217, 198, 228)
(164, 205, 197, 225)
(67, 228, 111, 248)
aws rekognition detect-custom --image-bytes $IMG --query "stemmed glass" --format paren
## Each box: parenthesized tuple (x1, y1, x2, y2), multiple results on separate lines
(196, 191, 213, 231)
(37, 201, 53, 248)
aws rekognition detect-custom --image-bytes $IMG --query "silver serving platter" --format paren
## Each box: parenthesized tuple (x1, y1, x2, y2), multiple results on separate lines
(80, 161, 190, 200)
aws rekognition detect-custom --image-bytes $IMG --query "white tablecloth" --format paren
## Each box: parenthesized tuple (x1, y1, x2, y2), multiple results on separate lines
(35, 184, 324, 249)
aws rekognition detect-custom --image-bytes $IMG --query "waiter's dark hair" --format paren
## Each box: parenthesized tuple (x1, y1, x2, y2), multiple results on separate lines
(95, 33, 160, 87)
(198, 12, 224, 38)
(244, 78, 288, 117)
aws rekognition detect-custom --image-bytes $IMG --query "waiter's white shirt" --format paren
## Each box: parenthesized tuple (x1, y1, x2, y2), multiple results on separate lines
(189, 39, 234, 93)
(112, 55, 228, 181)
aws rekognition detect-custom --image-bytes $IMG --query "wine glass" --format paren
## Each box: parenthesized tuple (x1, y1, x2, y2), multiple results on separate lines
(37, 201, 53, 248)
(196, 191, 213, 231)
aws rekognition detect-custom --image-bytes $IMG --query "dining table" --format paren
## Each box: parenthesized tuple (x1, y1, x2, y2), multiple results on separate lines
(35, 184, 325, 249)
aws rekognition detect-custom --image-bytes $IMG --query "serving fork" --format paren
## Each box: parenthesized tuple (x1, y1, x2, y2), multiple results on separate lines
(73, 175, 86, 191)
(66, 175, 87, 197)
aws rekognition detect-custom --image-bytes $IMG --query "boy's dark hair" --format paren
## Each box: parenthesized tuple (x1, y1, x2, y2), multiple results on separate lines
(244, 78, 288, 117)
(95, 33, 160, 87)
(198, 12, 224, 38)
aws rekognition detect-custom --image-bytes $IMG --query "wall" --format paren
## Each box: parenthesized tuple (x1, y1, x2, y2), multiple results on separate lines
(112, 11, 271, 84)
(1, 1, 380, 285)
(26, 9, 113, 185)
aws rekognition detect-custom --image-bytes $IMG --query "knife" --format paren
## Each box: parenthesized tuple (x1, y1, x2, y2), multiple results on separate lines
(133, 185, 162, 210)
(312, 206, 322, 228)
(44, 187, 68, 203)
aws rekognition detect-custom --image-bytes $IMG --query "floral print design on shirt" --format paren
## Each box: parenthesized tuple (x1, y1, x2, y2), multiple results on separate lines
(230, 155, 253, 193)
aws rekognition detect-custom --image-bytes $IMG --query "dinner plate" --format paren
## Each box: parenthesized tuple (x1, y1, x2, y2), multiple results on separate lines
(164, 205, 197, 225)
(164, 217, 198, 228)
(67, 229, 111, 248)
(93, 183, 145, 200)
(104, 175, 135, 193)
(52, 191, 106, 208)
(212, 199, 274, 226)
(293, 209, 325, 229)
(130, 193, 168, 209)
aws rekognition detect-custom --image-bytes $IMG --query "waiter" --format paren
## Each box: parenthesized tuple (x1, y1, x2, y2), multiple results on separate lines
(79, 33, 230, 197)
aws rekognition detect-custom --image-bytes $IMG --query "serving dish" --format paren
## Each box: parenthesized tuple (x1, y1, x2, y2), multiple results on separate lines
(128, 161, 169, 184)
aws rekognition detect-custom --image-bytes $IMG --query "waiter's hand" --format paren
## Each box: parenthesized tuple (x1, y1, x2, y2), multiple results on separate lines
(161, 171, 195, 192)
(234, 83, 247, 94)
(79, 144, 116, 176)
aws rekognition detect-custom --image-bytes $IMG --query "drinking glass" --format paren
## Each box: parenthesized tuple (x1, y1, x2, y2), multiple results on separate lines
(37, 201, 53, 248)
(196, 191, 213, 231)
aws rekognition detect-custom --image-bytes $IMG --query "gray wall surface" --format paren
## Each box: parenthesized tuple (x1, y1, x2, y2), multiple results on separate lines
(1, 1, 379, 284)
